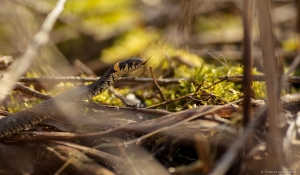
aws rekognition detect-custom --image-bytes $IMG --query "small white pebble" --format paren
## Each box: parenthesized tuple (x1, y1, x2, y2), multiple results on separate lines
(168, 167, 175, 173)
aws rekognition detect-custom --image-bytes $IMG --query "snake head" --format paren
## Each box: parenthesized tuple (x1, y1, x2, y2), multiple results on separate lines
(114, 58, 145, 76)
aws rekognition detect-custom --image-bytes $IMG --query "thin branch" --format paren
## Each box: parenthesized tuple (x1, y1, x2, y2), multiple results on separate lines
(73, 59, 96, 77)
(14, 83, 52, 100)
(81, 103, 171, 116)
(145, 93, 193, 109)
(221, 75, 300, 84)
(1, 78, 52, 100)
(19, 76, 184, 85)
(108, 87, 133, 106)
(202, 76, 227, 89)
(146, 77, 228, 109)
(0, 110, 12, 116)
(51, 140, 128, 167)
(137, 98, 243, 145)
(182, 83, 203, 109)
(0, 0, 67, 101)
(280, 54, 300, 86)
(150, 66, 166, 108)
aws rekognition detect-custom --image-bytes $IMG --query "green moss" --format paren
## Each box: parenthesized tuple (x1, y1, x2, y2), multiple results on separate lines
(7, 94, 38, 113)
(138, 47, 266, 111)
(282, 37, 299, 52)
(91, 88, 129, 106)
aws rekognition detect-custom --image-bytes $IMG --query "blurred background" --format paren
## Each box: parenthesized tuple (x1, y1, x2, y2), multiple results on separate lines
(0, 1, 300, 174)
(0, 0, 298, 76)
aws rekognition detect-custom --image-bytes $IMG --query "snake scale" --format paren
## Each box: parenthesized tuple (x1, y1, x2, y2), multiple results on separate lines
(0, 58, 145, 138)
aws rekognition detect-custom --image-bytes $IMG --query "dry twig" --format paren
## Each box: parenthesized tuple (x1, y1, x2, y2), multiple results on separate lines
(19, 76, 184, 85)
(150, 66, 166, 105)
(221, 75, 300, 84)
(0, 0, 67, 100)
(10, 105, 238, 141)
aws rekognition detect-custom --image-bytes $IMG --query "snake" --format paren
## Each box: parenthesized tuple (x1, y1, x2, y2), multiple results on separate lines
(0, 58, 146, 138)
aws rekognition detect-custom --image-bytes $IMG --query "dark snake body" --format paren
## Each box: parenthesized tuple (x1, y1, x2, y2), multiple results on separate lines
(0, 58, 145, 138)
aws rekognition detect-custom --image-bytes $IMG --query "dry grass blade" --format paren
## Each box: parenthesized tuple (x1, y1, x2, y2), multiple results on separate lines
(50, 140, 128, 167)
(45, 144, 115, 175)
(281, 54, 300, 86)
(150, 66, 167, 107)
(242, 0, 254, 127)
(136, 99, 242, 145)
(221, 75, 300, 84)
(209, 106, 267, 175)
(51, 140, 170, 175)
(257, 0, 281, 166)
(10, 105, 237, 141)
